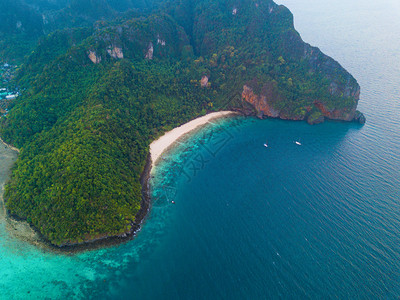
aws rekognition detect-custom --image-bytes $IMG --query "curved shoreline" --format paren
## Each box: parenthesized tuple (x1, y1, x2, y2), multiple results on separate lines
(149, 111, 238, 170)
(133, 111, 238, 245)
(67, 111, 238, 250)
(1, 111, 238, 252)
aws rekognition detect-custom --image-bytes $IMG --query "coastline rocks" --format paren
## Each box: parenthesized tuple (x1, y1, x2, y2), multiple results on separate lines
(279, 110, 306, 121)
(353, 110, 366, 124)
(302, 44, 361, 101)
(313, 100, 356, 121)
(241, 85, 366, 124)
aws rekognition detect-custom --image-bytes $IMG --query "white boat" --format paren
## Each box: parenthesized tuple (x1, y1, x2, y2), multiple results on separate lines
(264, 143, 268, 148)
(295, 139, 301, 146)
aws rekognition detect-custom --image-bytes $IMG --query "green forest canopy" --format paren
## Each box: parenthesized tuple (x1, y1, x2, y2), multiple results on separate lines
(0, 0, 361, 246)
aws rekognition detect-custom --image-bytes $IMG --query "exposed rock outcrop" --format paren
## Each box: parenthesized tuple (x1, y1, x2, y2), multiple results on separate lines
(157, 35, 166, 46)
(242, 85, 365, 124)
(303, 44, 361, 102)
(201, 76, 209, 88)
(145, 42, 154, 60)
(242, 85, 279, 119)
(107, 46, 123, 59)
(353, 110, 366, 124)
(88, 50, 101, 64)
(313, 101, 355, 122)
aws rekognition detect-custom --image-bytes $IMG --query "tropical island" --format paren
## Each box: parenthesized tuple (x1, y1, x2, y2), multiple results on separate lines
(0, 0, 364, 248)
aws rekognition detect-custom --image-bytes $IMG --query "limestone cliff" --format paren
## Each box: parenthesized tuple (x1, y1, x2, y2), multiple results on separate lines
(107, 46, 124, 59)
(88, 50, 101, 64)
(242, 83, 365, 124)
(183, 0, 365, 124)
(241, 28, 365, 124)
(145, 43, 154, 60)
(242, 85, 280, 119)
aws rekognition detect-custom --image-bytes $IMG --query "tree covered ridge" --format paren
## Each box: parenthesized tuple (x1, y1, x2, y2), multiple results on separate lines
(1, 0, 362, 246)
(0, 0, 167, 62)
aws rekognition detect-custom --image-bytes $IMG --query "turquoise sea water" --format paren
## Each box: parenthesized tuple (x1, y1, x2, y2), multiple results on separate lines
(1, 0, 400, 298)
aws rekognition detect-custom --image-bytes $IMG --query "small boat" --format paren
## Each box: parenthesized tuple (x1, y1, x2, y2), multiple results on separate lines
(264, 140, 268, 148)
(295, 140, 301, 146)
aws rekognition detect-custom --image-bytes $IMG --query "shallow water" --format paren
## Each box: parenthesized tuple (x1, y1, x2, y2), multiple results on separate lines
(1, 0, 400, 298)
(0, 146, 16, 222)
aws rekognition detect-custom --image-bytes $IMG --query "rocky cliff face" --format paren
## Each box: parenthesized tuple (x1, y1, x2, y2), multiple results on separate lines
(107, 46, 124, 59)
(240, 13, 365, 124)
(88, 50, 101, 64)
(313, 100, 355, 122)
(242, 83, 365, 124)
(242, 85, 280, 118)
(84, 14, 190, 63)
(181, 0, 365, 124)
(302, 43, 361, 102)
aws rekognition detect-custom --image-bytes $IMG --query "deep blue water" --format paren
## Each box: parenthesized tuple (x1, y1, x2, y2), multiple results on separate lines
(1, 0, 400, 298)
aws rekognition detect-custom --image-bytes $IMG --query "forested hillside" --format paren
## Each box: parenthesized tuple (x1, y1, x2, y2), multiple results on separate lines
(1, 0, 364, 247)
(0, 0, 44, 60)
(0, 0, 165, 62)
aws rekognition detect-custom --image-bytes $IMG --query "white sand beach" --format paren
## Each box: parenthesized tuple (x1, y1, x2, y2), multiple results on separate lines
(149, 111, 237, 169)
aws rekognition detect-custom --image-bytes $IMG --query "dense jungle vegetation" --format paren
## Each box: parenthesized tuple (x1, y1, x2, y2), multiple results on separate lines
(0, 0, 361, 246)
